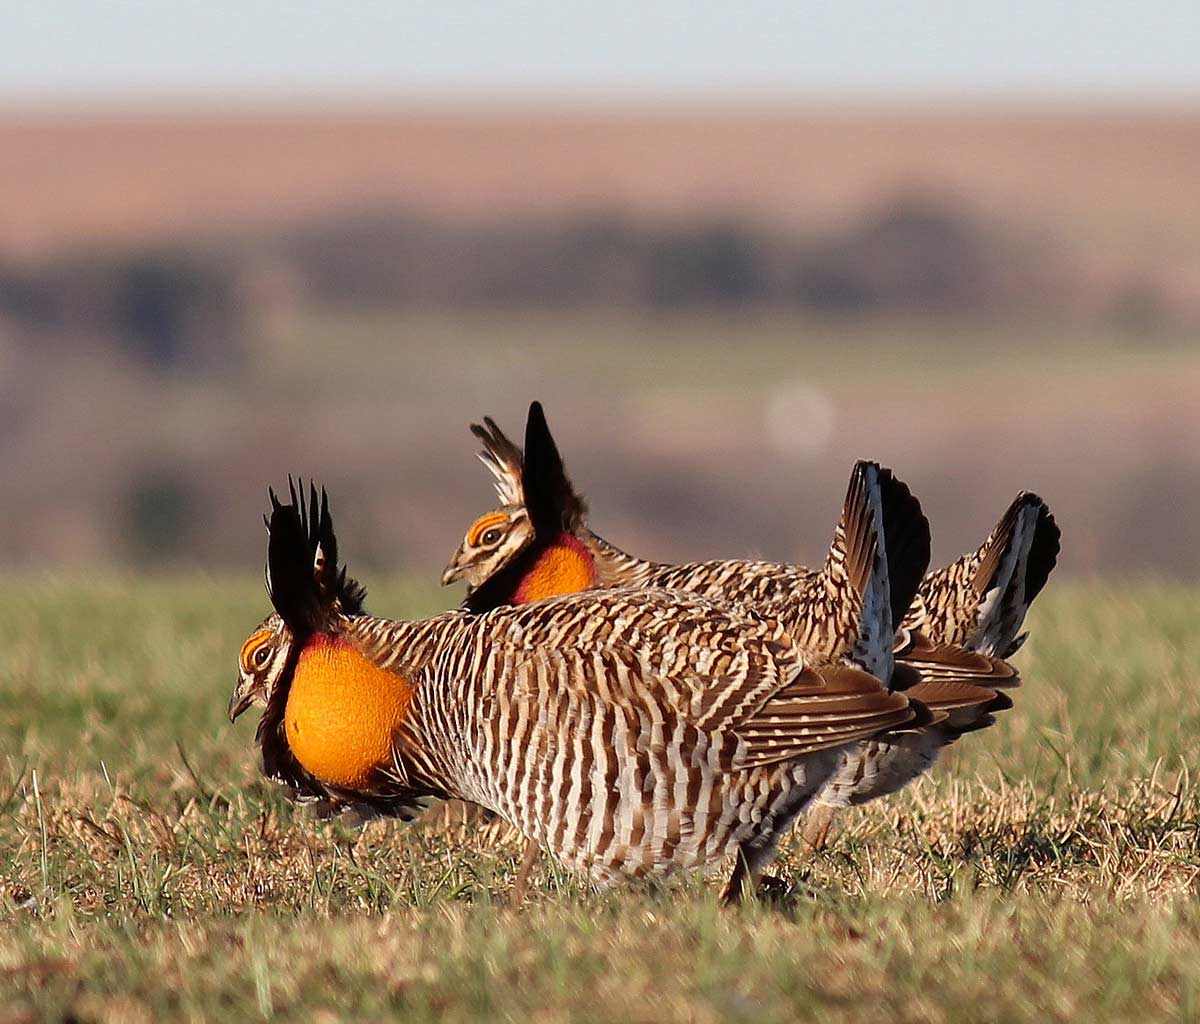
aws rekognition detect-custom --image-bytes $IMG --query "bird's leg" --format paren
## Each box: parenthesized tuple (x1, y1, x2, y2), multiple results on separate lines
(719, 844, 765, 906)
(509, 839, 540, 908)
(801, 803, 838, 851)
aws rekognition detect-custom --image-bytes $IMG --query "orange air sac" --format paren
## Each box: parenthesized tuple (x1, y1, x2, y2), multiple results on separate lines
(284, 636, 412, 789)
(513, 534, 597, 603)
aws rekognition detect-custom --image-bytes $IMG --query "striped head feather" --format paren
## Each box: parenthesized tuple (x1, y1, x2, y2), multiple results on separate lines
(444, 402, 589, 600)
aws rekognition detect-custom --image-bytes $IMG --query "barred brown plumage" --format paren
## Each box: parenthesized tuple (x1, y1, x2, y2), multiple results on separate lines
(229, 481, 921, 899)
(443, 403, 1059, 849)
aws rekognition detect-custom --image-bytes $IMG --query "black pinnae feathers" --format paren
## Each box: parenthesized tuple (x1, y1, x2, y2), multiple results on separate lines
(337, 565, 368, 615)
(468, 401, 588, 534)
(264, 478, 366, 633)
(312, 482, 367, 614)
(523, 401, 588, 535)
(311, 484, 336, 588)
(265, 485, 317, 634)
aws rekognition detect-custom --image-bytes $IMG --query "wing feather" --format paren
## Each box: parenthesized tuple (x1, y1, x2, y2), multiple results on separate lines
(485, 590, 916, 773)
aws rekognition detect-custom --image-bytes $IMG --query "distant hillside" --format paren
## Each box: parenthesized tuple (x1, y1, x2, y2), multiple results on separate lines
(2, 105, 1199, 575)
(1, 106, 1198, 274)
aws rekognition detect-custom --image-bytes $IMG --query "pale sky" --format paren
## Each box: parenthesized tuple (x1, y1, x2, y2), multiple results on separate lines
(5, 0, 1199, 103)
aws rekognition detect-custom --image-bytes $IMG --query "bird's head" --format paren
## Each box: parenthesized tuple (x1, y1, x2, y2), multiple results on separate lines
(227, 480, 366, 724)
(228, 612, 293, 722)
(442, 401, 589, 604)
(441, 505, 534, 588)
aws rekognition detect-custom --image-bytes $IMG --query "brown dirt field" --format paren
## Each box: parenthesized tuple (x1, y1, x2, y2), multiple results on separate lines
(2, 105, 1198, 264)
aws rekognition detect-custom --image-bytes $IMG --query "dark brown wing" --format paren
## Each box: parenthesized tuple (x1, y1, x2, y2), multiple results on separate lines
(736, 664, 918, 770)
(892, 630, 1019, 737)
(895, 630, 1021, 690)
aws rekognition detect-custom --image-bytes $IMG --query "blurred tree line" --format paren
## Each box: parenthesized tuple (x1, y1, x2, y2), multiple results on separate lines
(0, 191, 1128, 384)
(274, 194, 1061, 314)
(0, 189, 1188, 570)
(0, 250, 244, 374)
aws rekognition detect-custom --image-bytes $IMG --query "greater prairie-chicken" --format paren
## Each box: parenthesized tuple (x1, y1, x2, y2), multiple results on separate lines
(231, 476, 928, 900)
(443, 403, 1056, 843)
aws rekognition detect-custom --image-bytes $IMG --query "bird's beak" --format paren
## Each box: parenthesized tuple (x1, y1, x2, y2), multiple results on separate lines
(441, 549, 468, 587)
(228, 681, 255, 723)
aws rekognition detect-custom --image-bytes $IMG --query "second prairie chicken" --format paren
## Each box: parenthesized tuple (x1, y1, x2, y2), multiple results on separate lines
(231, 476, 928, 900)
(443, 403, 1056, 844)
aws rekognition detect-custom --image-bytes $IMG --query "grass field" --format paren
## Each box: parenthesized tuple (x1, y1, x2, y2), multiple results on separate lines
(2, 578, 1199, 1021)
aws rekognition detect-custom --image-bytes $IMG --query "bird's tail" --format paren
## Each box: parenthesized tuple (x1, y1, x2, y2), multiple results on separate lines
(914, 492, 1061, 657)
(800, 461, 931, 685)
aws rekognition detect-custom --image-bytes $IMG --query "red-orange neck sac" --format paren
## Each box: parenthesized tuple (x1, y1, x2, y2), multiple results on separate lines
(283, 634, 414, 788)
(513, 533, 598, 604)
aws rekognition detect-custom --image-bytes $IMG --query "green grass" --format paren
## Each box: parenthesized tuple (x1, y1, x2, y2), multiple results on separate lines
(1, 579, 1198, 1021)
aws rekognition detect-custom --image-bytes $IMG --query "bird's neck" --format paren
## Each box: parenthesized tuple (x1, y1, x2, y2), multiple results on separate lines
(512, 532, 599, 604)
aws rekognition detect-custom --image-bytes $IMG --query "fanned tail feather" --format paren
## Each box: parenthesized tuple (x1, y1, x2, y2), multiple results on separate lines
(806, 462, 931, 685)
(878, 469, 932, 637)
(920, 492, 1061, 657)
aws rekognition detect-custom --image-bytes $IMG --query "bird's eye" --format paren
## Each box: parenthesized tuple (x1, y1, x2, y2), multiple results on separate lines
(253, 646, 271, 667)
(480, 528, 503, 546)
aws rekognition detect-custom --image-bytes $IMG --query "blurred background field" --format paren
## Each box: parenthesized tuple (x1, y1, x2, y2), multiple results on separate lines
(2, 103, 1200, 577)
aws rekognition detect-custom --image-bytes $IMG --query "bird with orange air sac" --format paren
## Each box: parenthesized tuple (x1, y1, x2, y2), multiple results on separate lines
(443, 402, 1057, 849)
(230, 476, 928, 902)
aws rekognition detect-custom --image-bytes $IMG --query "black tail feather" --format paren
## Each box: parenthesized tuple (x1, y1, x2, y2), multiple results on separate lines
(877, 467, 932, 632)
(1022, 494, 1061, 606)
